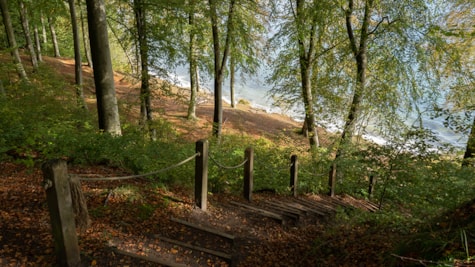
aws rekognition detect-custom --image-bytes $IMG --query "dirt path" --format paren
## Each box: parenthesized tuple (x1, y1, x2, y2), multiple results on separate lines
(0, 160, 387, 267)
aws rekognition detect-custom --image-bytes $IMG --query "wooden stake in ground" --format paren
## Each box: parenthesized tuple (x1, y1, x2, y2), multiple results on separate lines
(42, 159, 81, 267)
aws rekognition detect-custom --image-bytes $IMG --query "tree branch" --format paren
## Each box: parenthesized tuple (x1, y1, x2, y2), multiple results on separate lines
(390, 254, 452, 266)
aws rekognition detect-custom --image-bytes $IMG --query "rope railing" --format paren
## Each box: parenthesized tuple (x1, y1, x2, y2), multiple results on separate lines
(78, 152, 200, 181)
(209, 154, 248, 170)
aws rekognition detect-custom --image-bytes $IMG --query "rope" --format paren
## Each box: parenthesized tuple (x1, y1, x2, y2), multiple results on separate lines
(78, 152, 200, 181)
(209, 154, 248, 170)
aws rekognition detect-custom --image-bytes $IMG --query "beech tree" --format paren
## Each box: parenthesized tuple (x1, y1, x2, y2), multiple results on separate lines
(208, 0, 265, 137)
(48, 16, 61, 57)
(86, 0, 122, 135)
(18, 0, 38, 71)
(294, 0, 320, 149)
(186, 0, 200, 120)
(78, 0, 92, 67)
(227, 0, 266, 109)
(133, 0, 156, 139)
(436, 1, 475, 166)
(0, 0, 29, 81)
(67, 0, 87, 110)
(268, 0, 344, 151)
(208, 0, 236, 138)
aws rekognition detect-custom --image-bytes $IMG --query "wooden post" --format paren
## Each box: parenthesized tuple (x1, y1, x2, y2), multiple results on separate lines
(195, 140, 209, 211)
(328, 163, 336, 197)
(243, 147, 254, 202)
(42, 160, 81, 267)
(368, 175, 376, 197)
(290, 155, 298, 197)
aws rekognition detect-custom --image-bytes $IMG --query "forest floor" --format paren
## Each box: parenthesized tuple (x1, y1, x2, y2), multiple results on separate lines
(0, 55, 450, 266)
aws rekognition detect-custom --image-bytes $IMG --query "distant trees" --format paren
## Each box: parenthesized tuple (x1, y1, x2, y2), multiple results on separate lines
(0, 0, 29, 81)
(208, 0, 266, 138)
(0, 0, 474, 168)
(438, 1, 475, 166)
(294, 0, 320, 150)
(133, 0, 155, 139)
(268, 0, 342, 151)
(67, 0, 87, 110)
(208, 0, 235, 138)
(186, 0, 201, 120)
(18, 0, 38, 71)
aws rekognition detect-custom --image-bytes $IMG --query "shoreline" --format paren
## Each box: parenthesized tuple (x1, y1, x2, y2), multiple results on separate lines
(164, 71, 466, 150)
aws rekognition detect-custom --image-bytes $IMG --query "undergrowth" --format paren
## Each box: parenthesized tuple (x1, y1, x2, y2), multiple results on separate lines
(1, 55, 474, 265)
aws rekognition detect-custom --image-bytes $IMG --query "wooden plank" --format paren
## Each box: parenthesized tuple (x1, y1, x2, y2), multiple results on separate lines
(313, 196, 344, 210)
(339, 194, 379, 211)
(112, 247, 187, 267)
(296, 203, 328, 216)
(298, 197, 334, 210)
(264, 201, 303, 219)
(263, 204, 300, 223)
(265, 201, 304, 214)
(295, 198, 335, 213)
(157, 236, 232, 261)
(323, 195, 353, 209)
(274, 200, 326, 216)
(170, 217, 235, 241)
(280, 197, 331, 216)
(229, 201, 284, 222)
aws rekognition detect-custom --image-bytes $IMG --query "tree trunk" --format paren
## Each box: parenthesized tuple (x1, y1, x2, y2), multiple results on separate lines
(209, 0, 235, 138)
(195, 68, 200, 92)
(462, 115, 475, 167)
(187, 0, 197, 120)
(78, 0, 92, 68)
(40, 13, 47, 44)
(0, 0, 29, 81)
(86, 0, 122, 135)
(0, 79, 5, 97)
(33, 26, 43, 62)
(230, 54, 236, 108)
(68, 0, 87, 110)
(134, 0, 155, 140)
(296, 0, 319, 150)
(48, 16, 61, 57)
(18, 0, 38, 71)
(340, 0, 372, 142)
(329, 0, 373, 194)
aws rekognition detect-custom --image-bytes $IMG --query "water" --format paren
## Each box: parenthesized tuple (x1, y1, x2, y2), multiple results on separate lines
(171, 66, 468, 150)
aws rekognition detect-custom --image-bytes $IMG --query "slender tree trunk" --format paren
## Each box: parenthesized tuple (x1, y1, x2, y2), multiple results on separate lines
(230, 54, 236, 108)
(41, 13, 47, 44)
(195, 68, 200, 92)
(134, 0, 155, 140)
(33, 26, 43, 62)
(209, 0, 223, 137)
(296, 0, 319, 150)
(329, 0, 372, 194)
(462, 115, 475, 167)
(78, 0, 93, 68)
(18, 0, 38, 71)
(48, 16, 61, 57)
(0, 79, 5, 97)
(0, 0, 29, 81)
(187, 0, 197, 120)
(68, 0, 87, 110)
(340, 0, 372, 142)
(209, 0, 235, 138)
(86, 0, 121, 135)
